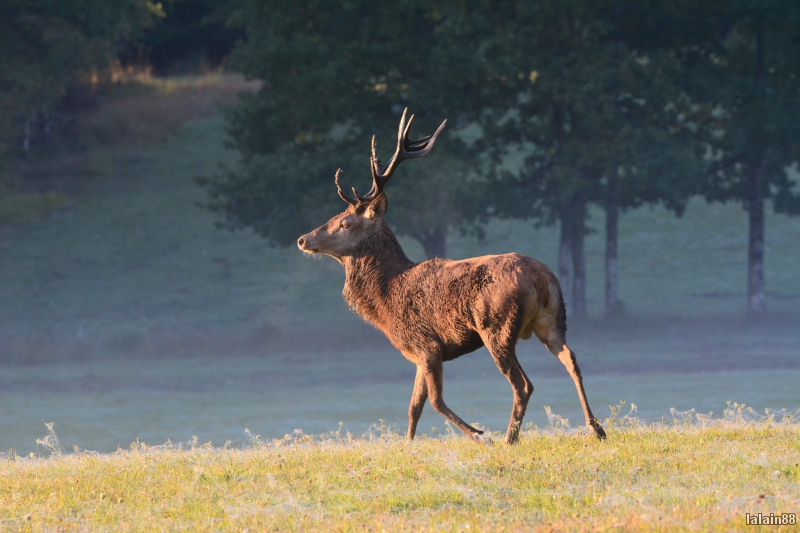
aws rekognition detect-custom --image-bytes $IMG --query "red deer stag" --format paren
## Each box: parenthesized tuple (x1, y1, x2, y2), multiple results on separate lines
(297, 109, 606, 443)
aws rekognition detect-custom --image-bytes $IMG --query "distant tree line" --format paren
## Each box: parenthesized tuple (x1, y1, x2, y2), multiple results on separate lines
(202, 0, 800, 318)
(2, 0, 798, 317)
(0, 0, 240, 157)
(0, 0, 153, 156)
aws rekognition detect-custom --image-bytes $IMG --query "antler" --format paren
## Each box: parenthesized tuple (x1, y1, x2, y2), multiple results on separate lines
(335, 168, 361, 207)
(335, 108, 446, 207)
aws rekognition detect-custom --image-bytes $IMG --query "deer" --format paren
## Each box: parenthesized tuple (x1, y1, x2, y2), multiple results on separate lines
(297, 109, 606, 444)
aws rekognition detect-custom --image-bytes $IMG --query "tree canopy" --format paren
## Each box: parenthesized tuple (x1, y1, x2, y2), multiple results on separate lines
(425, 0, 705, 315)
(672, 0, 800, 313)
(201, 0, 487, 258)
(194, 0, 800, 314)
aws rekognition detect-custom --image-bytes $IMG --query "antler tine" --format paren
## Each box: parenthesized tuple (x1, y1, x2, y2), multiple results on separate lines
(376, 109, 412, 180)
(366, 108, 407, 197)
(402, 112, 415, 146)
(369, 135, 382, 187)
(367, 135, 388, 199)
(404, 119, 446, 158)
(407, 133, 433, 148)
(335, 168, 360, 207)
(351, 186, 365, 204)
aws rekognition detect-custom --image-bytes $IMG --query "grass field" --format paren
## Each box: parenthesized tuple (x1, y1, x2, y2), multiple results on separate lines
(1, 415, 798, 532)
(0, 74, 798, 530)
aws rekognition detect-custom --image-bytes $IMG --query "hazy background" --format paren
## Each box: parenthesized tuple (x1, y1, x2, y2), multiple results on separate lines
(1, 1, 798, 455)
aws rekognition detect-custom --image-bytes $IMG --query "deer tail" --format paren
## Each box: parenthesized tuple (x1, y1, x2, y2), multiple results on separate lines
(556, 288, 567, 337)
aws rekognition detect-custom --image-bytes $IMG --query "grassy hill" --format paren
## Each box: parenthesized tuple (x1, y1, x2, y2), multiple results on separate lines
(2, 420, 799, 532)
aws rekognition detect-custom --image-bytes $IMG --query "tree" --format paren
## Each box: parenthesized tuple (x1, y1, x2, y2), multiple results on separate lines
(0, 0, 158, 157)
(430, 0, 703, 318)
(678, 1, 800, 314)
(201, 1, 486, 258)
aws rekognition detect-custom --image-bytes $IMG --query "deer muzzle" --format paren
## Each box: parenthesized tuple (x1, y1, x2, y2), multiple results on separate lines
(297, 234, 315, 253)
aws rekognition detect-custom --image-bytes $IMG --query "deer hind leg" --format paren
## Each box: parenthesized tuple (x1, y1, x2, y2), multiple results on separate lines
(483, 335, 534, 444)
(539, 327, 606, 439)
(420, 356, 483, 441)
(407, 365, 428, 440)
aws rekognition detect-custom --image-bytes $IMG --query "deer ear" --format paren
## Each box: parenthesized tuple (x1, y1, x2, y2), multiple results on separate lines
(364, 194, 387, 220)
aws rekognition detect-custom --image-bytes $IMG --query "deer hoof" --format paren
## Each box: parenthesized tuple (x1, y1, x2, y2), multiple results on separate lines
(589, 420, 607, 440)
(472, 430, 494, 444)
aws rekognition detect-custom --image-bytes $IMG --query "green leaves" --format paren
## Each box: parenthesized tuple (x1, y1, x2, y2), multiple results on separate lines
(207, 1, 486, 256)
(682, 1, 800, 207)
(205, 0, 800, 269)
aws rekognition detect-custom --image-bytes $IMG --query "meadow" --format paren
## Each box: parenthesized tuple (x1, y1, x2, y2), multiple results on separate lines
(1, 415, 798, 532)
(0, 74, 798, 530)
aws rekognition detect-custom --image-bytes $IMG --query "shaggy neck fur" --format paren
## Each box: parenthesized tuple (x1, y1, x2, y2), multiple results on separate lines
(342, 220, 414, 326)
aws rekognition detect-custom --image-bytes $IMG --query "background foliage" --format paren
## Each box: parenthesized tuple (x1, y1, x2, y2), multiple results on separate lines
(0, 0, 161, 156)
(199, 0, 800, 315)
(2, 0, 799, 314)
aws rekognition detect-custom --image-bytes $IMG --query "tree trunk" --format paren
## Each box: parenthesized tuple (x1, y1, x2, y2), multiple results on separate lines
(559, 199, 588, 319)
(558, 217, 573, 313)
(746, 19, 766, 316)
(747, 165, 766, 315)
(604, 173, 620, 317)
(420, 228, 446, 259)
(570, 216, 587, 319)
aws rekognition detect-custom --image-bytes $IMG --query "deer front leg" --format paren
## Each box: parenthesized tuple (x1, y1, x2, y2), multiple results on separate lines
(420, 356, 484, 441)
(407, 365, 428, 440)
(500, 362, 533, 444)
(483, 336, 534, 444)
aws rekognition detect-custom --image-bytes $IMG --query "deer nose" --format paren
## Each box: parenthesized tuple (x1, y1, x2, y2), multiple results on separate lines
(297, 236, 306, 249)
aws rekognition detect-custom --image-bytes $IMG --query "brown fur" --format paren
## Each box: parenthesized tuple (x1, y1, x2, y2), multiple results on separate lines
(298, 194, 606, 444)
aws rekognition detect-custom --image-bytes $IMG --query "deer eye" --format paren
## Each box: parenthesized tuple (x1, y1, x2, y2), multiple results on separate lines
(340, 221, 349, 229)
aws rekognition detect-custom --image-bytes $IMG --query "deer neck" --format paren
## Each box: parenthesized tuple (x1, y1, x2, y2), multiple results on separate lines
(342, 221, 414, 326)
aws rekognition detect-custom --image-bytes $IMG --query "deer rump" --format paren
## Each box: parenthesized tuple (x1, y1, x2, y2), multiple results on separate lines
(347, 253, 563, 363)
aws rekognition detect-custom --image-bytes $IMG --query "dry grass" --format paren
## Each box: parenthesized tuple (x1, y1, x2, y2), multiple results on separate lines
(76, 72, 261, 147)
(2, 409, 798, 532)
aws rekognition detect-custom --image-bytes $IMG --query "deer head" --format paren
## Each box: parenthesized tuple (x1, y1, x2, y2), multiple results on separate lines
(297, 109, 446, 260)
